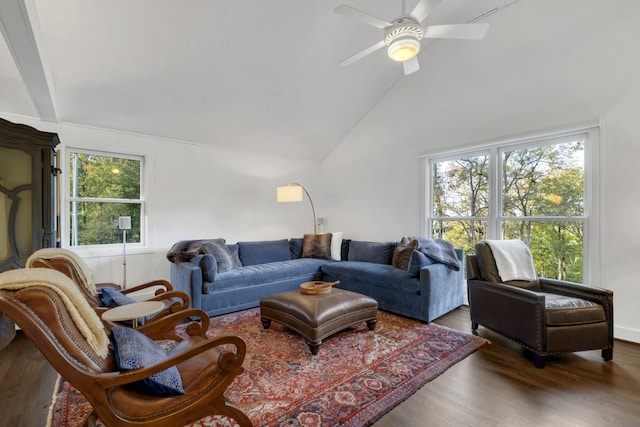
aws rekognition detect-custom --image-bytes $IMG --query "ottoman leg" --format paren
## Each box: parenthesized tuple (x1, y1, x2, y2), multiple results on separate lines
(261, 318, 272, 329)
(366, 319, 377, 331)
(309, 341, 321, 355)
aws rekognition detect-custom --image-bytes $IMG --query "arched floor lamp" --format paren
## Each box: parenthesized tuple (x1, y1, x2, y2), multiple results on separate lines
(276, 183, 317, 234)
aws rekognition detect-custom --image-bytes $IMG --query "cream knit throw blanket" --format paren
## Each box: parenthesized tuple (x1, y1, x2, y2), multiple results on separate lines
(485, 239, 538, 282)
(0, 268, 109, 358)
(26, 248, 98, 296)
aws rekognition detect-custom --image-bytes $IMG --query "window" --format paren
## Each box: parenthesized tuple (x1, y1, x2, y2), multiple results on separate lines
(68, 150, 144, 247)
(424, 125, 599, 283)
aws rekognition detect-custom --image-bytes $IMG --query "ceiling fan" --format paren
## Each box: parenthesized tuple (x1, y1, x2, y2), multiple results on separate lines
(335, 0, 489, 75)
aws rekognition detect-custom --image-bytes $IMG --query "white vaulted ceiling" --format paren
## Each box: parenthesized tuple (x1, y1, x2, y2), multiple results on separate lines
(0, 0, 518, 161)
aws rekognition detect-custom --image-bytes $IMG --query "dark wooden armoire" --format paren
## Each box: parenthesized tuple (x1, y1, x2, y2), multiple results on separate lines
(0, 116, 60, 349)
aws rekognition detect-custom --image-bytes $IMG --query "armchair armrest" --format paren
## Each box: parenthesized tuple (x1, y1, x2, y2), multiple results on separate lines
(468, 279, 546, 350)
(136, 308, 210, 341)
(145, 290, 191, 313)
(121, 279, 174, 294)
(95, 334, 246, 389)
(539, 278, 612, 301)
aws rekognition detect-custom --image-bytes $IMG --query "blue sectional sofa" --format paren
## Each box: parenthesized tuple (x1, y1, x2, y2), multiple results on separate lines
(167, 237, 464, 322)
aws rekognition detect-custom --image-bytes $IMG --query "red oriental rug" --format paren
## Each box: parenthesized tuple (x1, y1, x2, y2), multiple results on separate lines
(47, 308, 488, 427)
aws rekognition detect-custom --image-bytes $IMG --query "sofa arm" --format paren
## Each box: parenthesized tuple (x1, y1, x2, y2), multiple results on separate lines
(418, 261, 464, 322)
(170, 255, 212, 311)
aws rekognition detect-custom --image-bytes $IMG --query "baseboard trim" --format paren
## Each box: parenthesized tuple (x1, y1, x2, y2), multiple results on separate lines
(614, 326, 640, 344)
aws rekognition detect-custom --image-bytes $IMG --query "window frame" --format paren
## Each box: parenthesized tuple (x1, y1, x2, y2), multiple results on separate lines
(63, 147, 147, 255)
(420, 123, 600, 284)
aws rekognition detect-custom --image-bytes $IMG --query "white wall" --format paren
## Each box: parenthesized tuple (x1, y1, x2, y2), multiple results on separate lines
(2, 113, 322, 285)
(320, 0, 640, 342)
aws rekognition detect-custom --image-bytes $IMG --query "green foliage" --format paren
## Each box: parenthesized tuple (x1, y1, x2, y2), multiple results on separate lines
(69, 153, 142, 246)
(432, 141, 584, 281)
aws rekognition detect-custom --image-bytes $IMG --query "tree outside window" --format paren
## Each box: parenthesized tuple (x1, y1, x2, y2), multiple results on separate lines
(428, 131, 590, 283)
(68, 151, 143, 246)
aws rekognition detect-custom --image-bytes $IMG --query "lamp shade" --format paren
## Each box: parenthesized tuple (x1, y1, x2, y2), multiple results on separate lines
(276, 185, 303, 203)
(118, 216, 131, 230)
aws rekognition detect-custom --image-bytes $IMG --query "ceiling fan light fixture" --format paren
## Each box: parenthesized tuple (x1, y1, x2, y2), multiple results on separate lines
(387, 37, 420, 62)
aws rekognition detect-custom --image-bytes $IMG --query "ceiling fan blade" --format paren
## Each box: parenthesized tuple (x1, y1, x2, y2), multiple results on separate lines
(403, 57, 420, 75)
(334, 5, 392, 29)
(339, 40, 387, 66)
(410, 0, 443, 23)
(423, 23, 490, 40)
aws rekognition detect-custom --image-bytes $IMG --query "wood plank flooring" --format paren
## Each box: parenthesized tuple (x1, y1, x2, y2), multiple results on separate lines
(0, 306, 638, 427)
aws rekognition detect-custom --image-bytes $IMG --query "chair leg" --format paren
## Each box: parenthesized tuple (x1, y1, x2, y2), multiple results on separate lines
(533, 354, 546, 369)
(602, 347, 613, 361)
(217, 400, 252, 427)
(471, 322, 478, 332)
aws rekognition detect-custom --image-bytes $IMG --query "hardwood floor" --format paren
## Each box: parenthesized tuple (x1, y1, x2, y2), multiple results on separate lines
(1, 306, 638, 427)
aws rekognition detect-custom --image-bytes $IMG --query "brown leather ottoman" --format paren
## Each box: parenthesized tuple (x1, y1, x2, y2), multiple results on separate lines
(260, 288, 378, 355)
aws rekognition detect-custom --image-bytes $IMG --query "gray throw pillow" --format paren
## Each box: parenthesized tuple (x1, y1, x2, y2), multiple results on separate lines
(348, 241, 396, 265)
(301, 233, 332, 260)
(201, 239, 235, 273)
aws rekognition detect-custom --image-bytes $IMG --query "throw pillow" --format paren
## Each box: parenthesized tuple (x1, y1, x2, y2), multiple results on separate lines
(330, 232, 344, 261)
(406, 250, 435, 277)
(301, 233, 333, 259)
(392, 237, 419, 270)
(100, 288, 146, 327)
(199, 254, 217, 283)
(110, 327, 185, 396)
(289, 238, 304, 259)
(201, 239, 235, 273)
(226, 244, 243, 267)
(101, 287, 136, 308)
(347, 241, 396, 265)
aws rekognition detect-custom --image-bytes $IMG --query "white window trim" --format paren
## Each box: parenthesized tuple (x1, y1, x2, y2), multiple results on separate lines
(419, 121, 601, 284)
(62, 147, 148, 258)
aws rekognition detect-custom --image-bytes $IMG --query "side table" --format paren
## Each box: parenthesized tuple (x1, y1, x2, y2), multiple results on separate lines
(101, 301, 165, 328)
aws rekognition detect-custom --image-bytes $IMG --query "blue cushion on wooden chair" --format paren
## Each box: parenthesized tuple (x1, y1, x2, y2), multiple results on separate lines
(110, 327, 184, 396)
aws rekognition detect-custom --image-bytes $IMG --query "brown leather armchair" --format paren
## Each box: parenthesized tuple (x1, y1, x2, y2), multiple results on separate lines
(0, 268, 251, 427)
(467, 240, 613, 368)
(26, 248, 190, 323)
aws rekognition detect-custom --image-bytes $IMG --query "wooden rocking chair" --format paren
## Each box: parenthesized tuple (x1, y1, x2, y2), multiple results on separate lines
(26, 248, 190, 323)
(0, 268, 252, 427)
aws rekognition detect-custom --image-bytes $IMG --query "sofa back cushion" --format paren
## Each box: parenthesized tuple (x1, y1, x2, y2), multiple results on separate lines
(238, 239, 291, 266)
(347, 241, 396, 265)
(289, 238, 304, 259)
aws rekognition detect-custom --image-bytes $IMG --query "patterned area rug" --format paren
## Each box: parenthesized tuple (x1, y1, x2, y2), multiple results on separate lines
(48, 308, 488, 426)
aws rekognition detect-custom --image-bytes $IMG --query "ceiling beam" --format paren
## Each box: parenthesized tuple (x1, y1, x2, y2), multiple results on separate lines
(0, 0, 57, 121)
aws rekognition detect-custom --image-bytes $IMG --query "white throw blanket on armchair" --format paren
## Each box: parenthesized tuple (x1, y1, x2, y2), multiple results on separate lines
(485, 239, 537, 282)
(0, 268, 109, 357)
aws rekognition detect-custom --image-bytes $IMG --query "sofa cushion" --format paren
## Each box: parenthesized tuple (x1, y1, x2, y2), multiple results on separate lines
(475, 240, 501, 282)
(204, 258, 331, 293)
(227, 244, 243, 267)
(302, 233, 332, 259)
(321, 261, 420, 294)
(238, 239, 291, 266)
(392, 237, 419, 270)
(541, 293, 606, 325)
(289, 238, 304, 259)
(198, 254, 217, 283)
(201, 239, 235, 273)
(111, 327, 184, 396)
(347, 241, 395, 265)
(406, 250, 435, 277)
